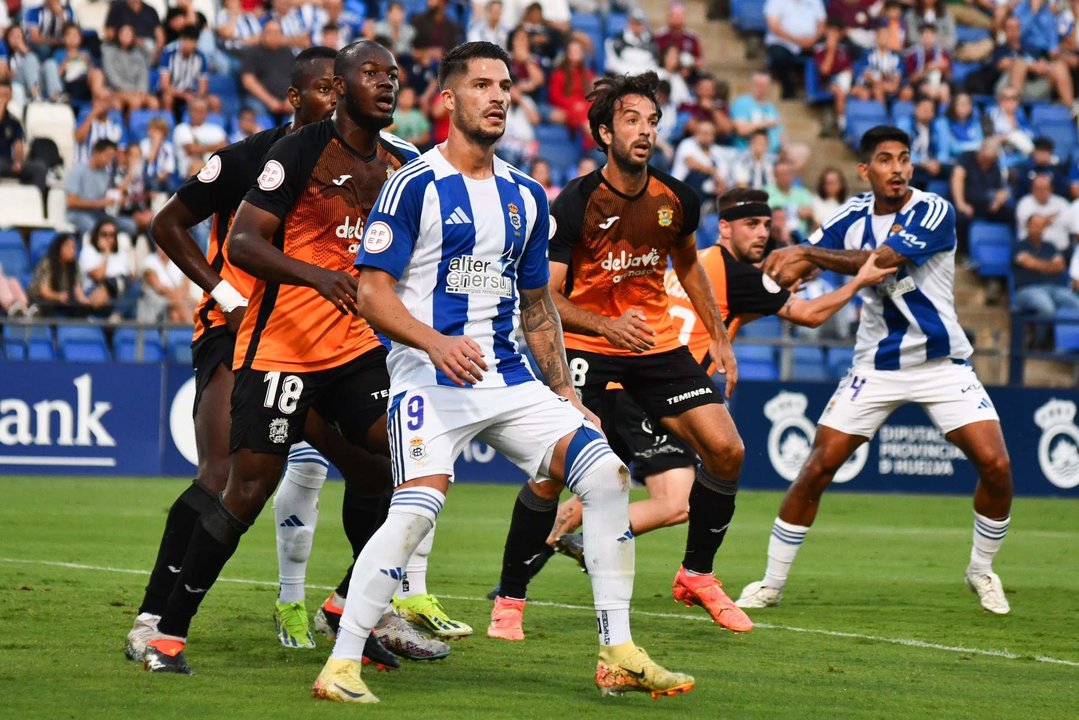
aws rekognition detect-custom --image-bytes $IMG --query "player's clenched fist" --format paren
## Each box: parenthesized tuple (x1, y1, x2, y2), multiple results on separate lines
(312, 269, 359, 315)
(425, 334, 489, 386)
(761, 246, 814, 289)
(601, 309, 656, 353)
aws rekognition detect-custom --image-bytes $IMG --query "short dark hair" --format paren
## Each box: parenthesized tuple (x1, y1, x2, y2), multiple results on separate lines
(180, 24, 200, 41)
(858, 125, 910, 162)
(749, 128, 768, 141)
(1033, 136, 1055, 152)
(293, 45, 337, 86)
(586, 71, 662, 153)
(718, 187, 769, 213)
(438, 40, 512, 89)
(91, 138, 117, 154)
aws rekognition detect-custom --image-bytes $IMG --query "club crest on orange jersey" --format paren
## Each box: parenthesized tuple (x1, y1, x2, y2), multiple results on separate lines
(658, 206, 674, 227)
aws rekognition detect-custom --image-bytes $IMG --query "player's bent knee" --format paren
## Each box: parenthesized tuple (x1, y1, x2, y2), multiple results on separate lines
(386, 486, 446, 545)
(976, 451, 1013, 484)
(520, 482, 558, 510)
(699, 437, 745, 481)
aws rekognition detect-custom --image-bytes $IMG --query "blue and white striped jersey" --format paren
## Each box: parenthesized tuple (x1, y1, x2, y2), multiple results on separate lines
(809, 187, 972, 370)
(357, 148, 550, 394)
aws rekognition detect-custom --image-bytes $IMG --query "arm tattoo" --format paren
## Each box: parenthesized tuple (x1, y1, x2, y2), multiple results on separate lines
(520, 288, 573, 394)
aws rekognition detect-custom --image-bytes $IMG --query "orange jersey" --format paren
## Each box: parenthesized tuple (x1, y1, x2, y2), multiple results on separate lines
(232, 121, 418, 372)
(174, 126, 289, 345)
(665, 245, 791, 374)
(549, 168, 700, 356)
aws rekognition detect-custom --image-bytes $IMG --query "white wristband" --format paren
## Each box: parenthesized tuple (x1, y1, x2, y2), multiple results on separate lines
(210, 280, 248, 313)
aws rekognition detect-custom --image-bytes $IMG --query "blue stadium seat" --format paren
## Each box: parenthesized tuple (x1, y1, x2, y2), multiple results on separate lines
(1030, 104, 1073, 127)
(57, 325, 111, 362)
(827, 347, 854, 377)
(697, 213, 719, 248)
(128, 110, 173, 139)
(968, 221, 1014, 278)
(1055, 309, 1079, 353)
(731, 0, 766, 33)
(3, 323, 54, 360)
(28, 229, 55, 267)
(792, 360, 831, 382)
(926, 179, 951, 200)
(738, 360, 779, 381)
(209, 73, 241, 118)
(0, 228, 23, 250)
(739, 315, 782, 338)
(955, 25, 991, 45)
(605, 12, 628, 38)
(735, 344, 776, 364)
(112, 327, 165, 363)
(0, 245, 30, 280)
(803, 62, 834, 106)
(844, 99, 888, 146)
(570, 13, 605, 71)
(793, 345, 825, 364)
(950, 62, 980, 86)
(890, 100, 914, 128)
(535, 124, 581, 172)
(1037, 122, 1077, 160)
(167, 328, 194, 364)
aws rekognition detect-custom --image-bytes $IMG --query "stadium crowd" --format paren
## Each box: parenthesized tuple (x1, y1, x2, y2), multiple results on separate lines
(0, 0, 1077, 355)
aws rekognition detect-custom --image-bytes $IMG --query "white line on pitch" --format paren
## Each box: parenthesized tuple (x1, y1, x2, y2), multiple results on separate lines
(2, 556, 1077, 669)
(0, 456, 117, 467)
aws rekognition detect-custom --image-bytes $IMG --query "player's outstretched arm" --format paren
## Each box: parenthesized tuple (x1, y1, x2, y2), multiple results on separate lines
(777, 251, 898, 328)
(356, 267, 488, 386)
(227, 200, 359, 315)
(520, 284, 602, 429)
(671, 242, 738, 397)
(548, 261, 656, 353)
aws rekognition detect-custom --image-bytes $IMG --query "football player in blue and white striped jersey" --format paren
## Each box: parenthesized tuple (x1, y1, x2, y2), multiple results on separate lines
(738, 125, 1014, 616)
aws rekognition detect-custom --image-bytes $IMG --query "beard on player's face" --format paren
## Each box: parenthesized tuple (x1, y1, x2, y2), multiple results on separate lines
(610, 134, 650, 175)
(455, 105, 505, 145)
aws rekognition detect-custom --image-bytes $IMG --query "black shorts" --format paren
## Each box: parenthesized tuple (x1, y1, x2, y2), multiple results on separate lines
(230, 346, 390, 454)
(600, 390, 696, 482)
(568, 346, 723, 421)
(191, 330, 235, 419)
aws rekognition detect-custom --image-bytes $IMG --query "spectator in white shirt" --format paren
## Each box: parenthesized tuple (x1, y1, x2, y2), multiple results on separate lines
(1017, 173, 1072, 253)
(468, 0, 510, 46)
(672, 120, 732, 203)
(138, 245, 195, 322)
(732, 129, 777, 189)
(604, 8, 658, 76)
(764, 0, 826, 99)
(172, 97, 227, 178)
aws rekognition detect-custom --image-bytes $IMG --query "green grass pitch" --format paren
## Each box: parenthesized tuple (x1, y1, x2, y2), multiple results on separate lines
(1, 476, 1076, 719)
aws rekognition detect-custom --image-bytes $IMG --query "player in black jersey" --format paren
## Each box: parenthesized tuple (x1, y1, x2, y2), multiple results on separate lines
(126, 47, 401, 672)
(142, 40, 454, 677)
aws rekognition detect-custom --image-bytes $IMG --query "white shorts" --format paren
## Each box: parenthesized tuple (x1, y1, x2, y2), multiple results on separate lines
(819, 359, 1000, 439)
(387, 381, 588, 486)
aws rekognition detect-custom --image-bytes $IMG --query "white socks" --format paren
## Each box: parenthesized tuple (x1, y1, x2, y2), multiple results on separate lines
(763, 518, 810, 590)
(332, 486, 446, 661)
(567, 442, 634, 648)
(398, 524, 434, 599)
(969, 512, 1009, 575)
(273, 444, 328, 604)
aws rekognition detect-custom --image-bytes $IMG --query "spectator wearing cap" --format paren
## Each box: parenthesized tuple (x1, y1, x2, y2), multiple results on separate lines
(374, 2, 417, 58)
(102, 23, 156, 112)
(656, 2, 702, 72)
(813, 18, 856, 136)
(605, 8, 659, 76)
(0, 79, 48, 202)
(763, 0, 825, 99)
(951, 138, 1014, 252)
(903, 96, 950, 189)
(468, 0, 510, 47)
(825, 0, 878, 53)
(1015, 136, 1070, 199)
(23, 0, 75, 62)
(412, 0, 464, 55)
(104, 0, 165, 57)
(241, 19, 295, 123)
(159, 25, 211, 121)
(1017, 171, 1072, 253)
(904, 22, 952, 105)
